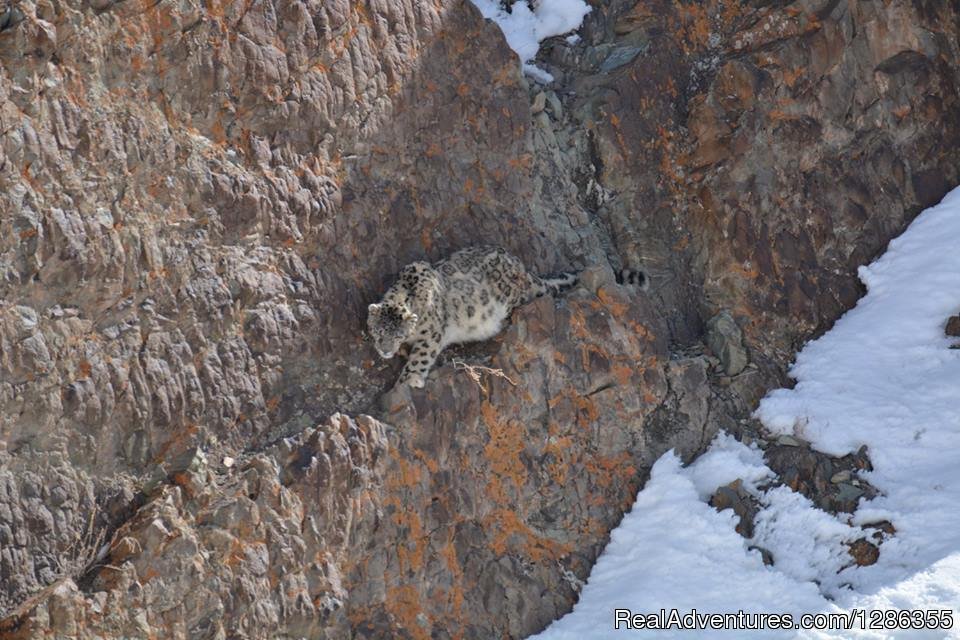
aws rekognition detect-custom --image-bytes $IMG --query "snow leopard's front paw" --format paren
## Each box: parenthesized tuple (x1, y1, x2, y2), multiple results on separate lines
(397, 371, 424, 389)
(399, 371, 425, 389)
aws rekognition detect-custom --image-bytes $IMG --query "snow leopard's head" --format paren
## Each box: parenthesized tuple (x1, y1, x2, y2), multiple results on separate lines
(367, 302, 418, 360)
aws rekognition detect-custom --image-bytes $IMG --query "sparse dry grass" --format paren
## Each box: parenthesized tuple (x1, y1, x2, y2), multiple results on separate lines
(0, 505, 113, 626)
(60, 506, 109, 581)
(452, 358, 517, 395)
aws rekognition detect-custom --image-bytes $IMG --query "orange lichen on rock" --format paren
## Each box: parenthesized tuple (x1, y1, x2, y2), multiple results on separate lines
(593, 287, 629, 318)
(394, 507, 426, 573)
(481, 402, 527, 503)
(438, 538, 466, 637)
(611, 362, 635, 386)
(484, 508, 572, 563)
(673, 1, 712, 54)
(385, 585, 431, 640)
(584, 451, 636, 491)
(387, 458, 424, 490)
(544, 429, 575, 485)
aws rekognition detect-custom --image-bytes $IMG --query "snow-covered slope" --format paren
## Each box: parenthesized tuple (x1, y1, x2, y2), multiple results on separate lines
(534, 187, 960, 638)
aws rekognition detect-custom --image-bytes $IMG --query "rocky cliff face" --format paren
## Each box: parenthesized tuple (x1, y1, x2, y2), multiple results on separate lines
(1, 0, 958, 637)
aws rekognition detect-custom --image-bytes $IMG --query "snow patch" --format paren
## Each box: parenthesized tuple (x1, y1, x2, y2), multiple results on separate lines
(469, 0, 590, 82)
(532, 440, 832, 640)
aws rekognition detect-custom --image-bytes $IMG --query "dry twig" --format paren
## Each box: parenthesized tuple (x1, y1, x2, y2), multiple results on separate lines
(452, 358, 517, 394)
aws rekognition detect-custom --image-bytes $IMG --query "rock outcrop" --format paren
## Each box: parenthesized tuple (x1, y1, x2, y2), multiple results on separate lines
(1, 0, 958, 637)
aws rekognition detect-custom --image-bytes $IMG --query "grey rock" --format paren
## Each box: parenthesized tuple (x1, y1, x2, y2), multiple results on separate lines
(776, 435, 805, 447)
(0, 5, 24, 32)
(545, 91, 563, 120)
(576, 264, 616, 293)
(835, 482, 865, 504)
(764, 440, 878, 515)
(532, 92, 547, 114)
(600, 45, 646, 73)
(830, 470, 852, 484)
(706, 311, 748, 376)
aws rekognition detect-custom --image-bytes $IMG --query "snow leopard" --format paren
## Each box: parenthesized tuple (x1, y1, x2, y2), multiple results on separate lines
(367, 245, 647, 388)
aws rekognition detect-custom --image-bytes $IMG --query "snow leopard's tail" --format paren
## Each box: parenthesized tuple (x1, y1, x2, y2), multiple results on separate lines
(535, 268, 648, 297)
(538, 272, 578, 296)
(616, 268, 649, 291)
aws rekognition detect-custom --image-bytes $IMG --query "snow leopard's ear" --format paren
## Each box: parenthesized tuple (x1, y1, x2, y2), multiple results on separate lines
(368, 303, 382, 316)
(402, 311, 418, 328)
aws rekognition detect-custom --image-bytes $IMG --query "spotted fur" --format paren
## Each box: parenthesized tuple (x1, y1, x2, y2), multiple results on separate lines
(367, 246, 578, 388)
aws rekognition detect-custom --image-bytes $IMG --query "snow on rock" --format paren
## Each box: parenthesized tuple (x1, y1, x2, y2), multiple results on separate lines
(469, 0, 591, 82)
(532, 436, 833, 639)
(534, 186, 960, 638)
(755, 185, 960, 604)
